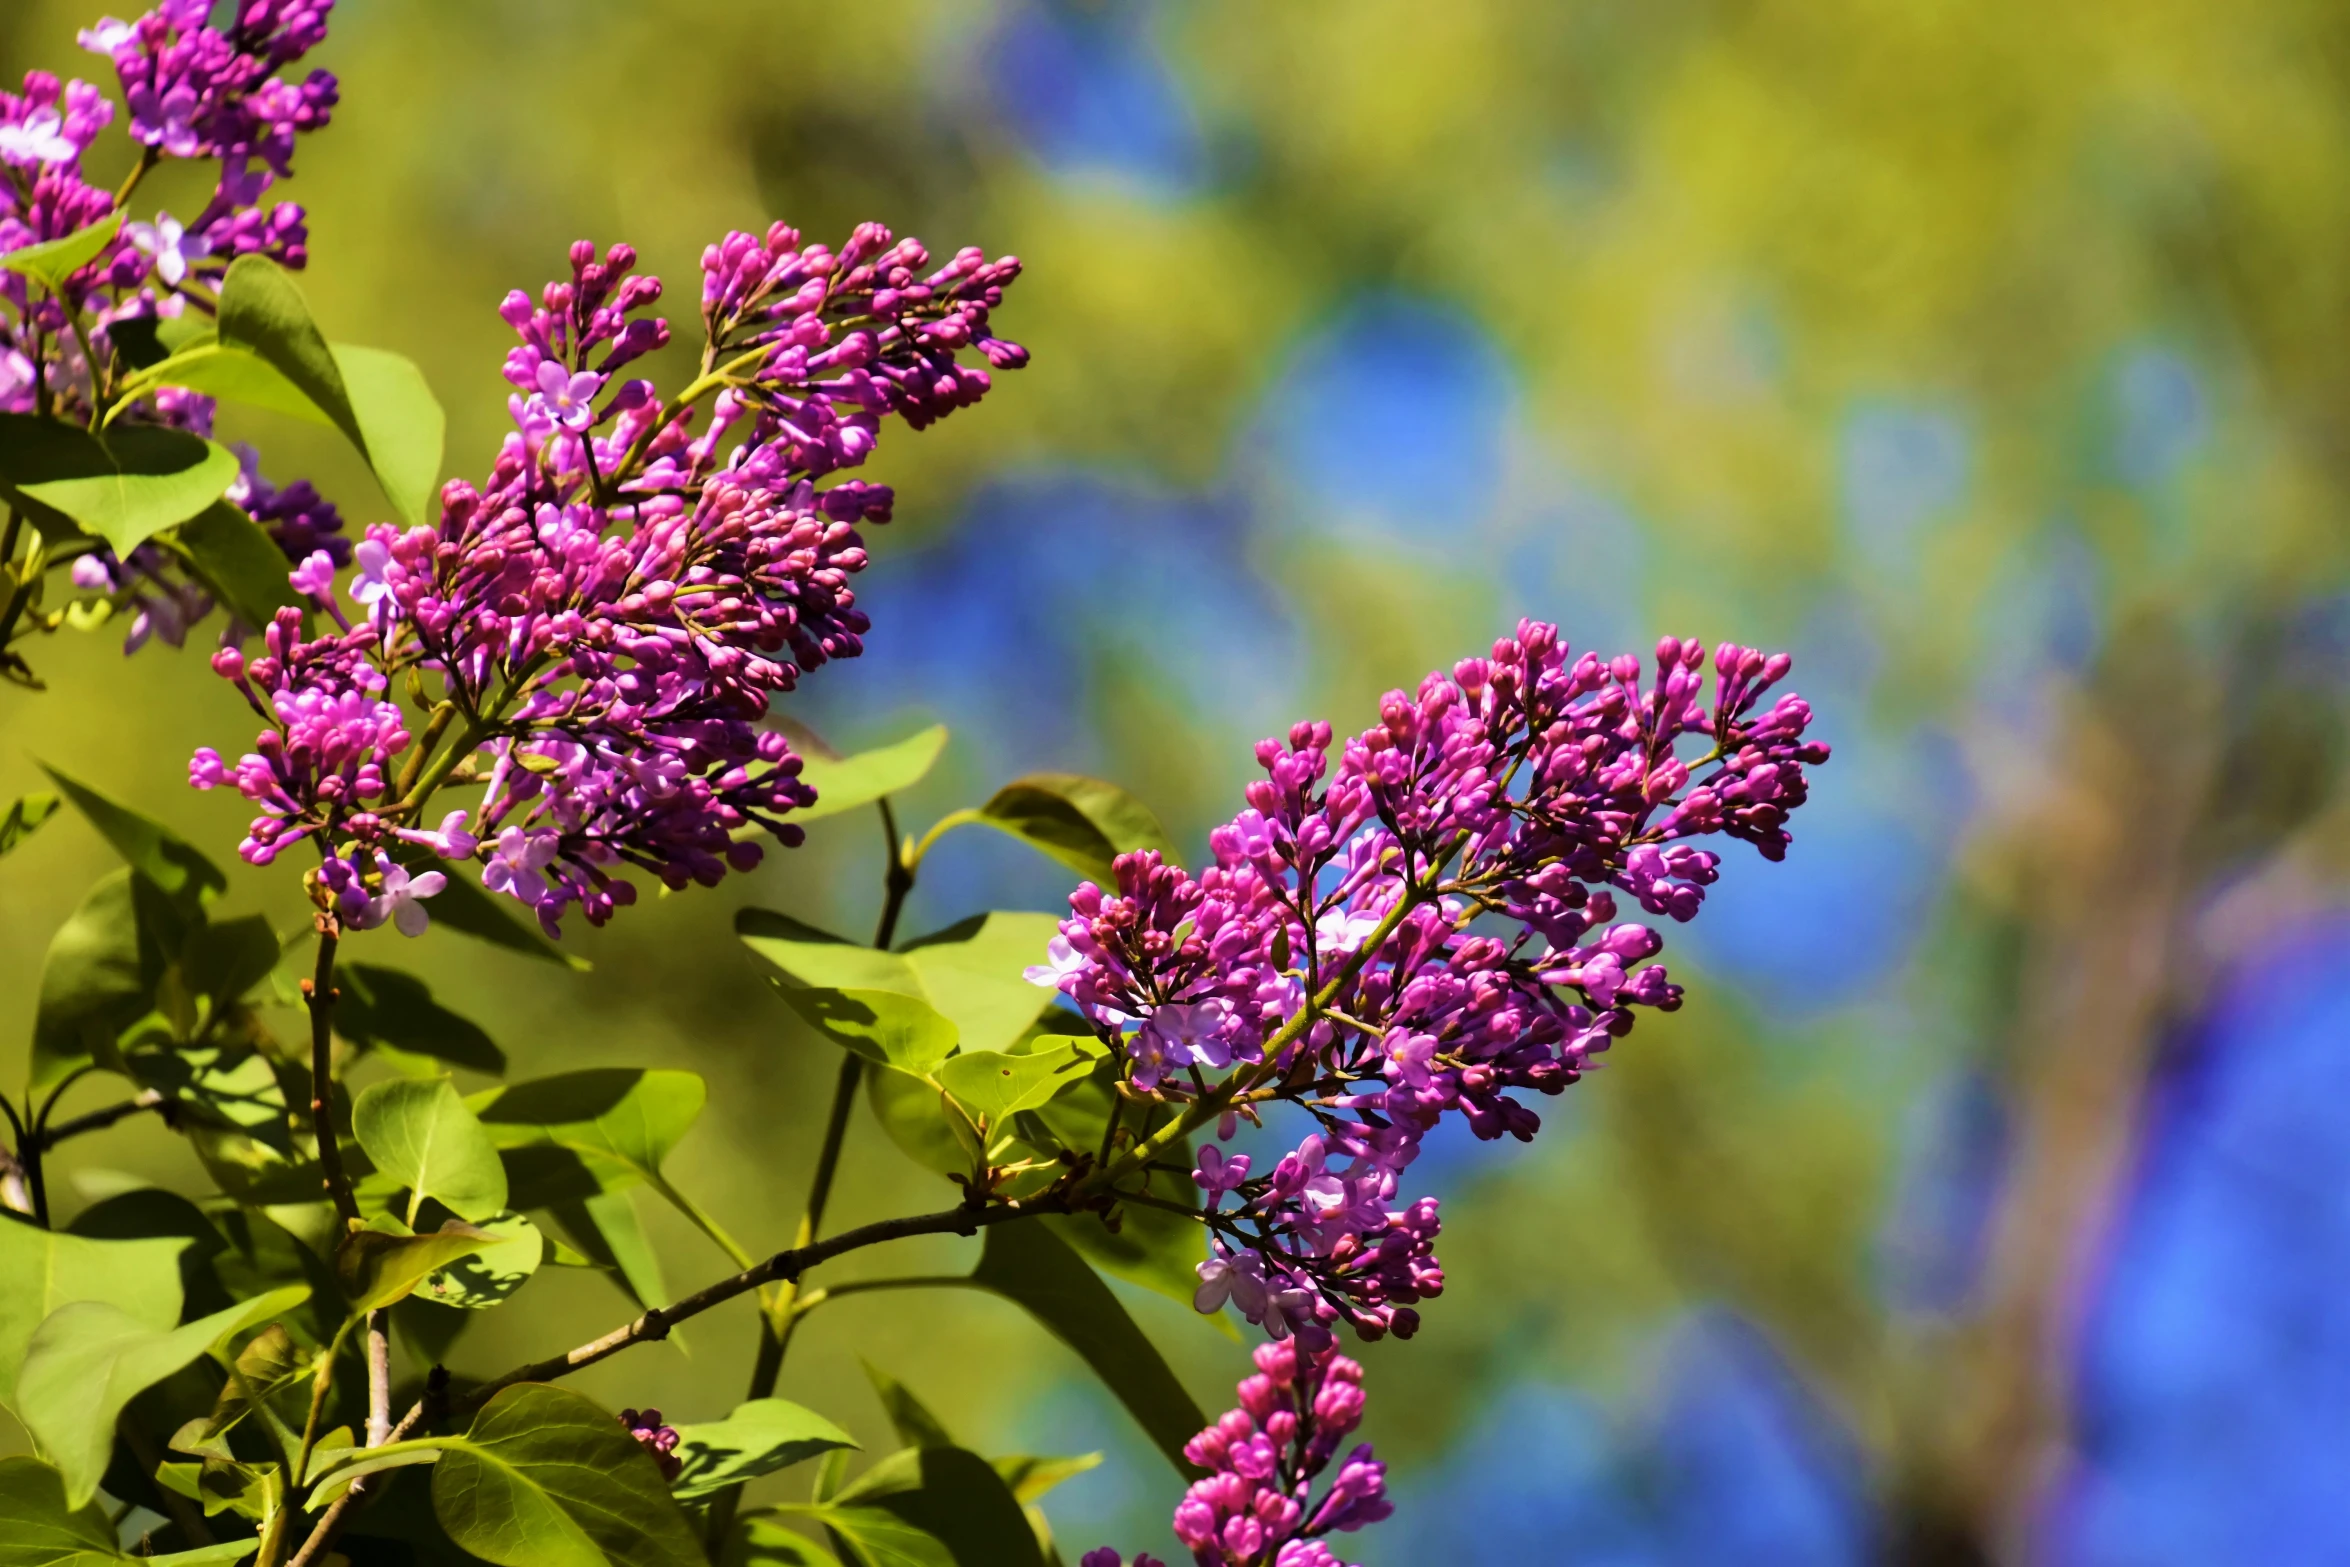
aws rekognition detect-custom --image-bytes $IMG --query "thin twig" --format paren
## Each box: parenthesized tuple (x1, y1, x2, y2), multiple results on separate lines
(301, 918, 358, 1227)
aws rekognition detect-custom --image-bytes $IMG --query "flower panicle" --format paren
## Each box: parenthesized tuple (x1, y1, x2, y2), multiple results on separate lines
(1037, 623, 1827, 1345)
(191, 221, 1025, 939)
(1087, 1339, 1388, 1567)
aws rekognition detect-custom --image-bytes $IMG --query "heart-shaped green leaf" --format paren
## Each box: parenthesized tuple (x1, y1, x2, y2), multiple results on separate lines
(936, 1043, 1091, 1131)
(338, 1221, 515, 1313)
(0, 1222, 187, 1413)
(30, 868, 184, 1092)
(9, 425, 241, 557)
(965, 774, 1179, 886)
(470, 1069, 706, 1194)
(784, 723, 950, 824)
(737, 910, 1063, 1065)
(17, 1284, 309, 1507)
(670, 1398, 859, 1500)
(355, 1076, 510, 1222)
(411, 1211, 543, 1309)
(429, 1383, 706, 1567)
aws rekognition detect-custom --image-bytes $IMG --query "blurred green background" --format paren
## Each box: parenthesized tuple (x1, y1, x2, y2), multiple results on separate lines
(8, 1, 2350, 1561)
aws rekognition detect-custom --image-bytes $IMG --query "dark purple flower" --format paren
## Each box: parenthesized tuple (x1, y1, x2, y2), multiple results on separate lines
(618, 1407, 682, 1483)
(1040, 625, 1827, 1343)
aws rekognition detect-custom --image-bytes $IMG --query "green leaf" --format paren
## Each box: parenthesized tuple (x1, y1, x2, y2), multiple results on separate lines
(989, 1453, 1101, 1506)
(670, 1398, 859, 1501)
(862, 1364, 956, 1451)
(723, 1516, 846, 1567)
(832, 1446, 1042, 1567)
(968, 1223, 1207, 1476)
(787, 723, 950, 825)
(866, 1066, 973, 1179)
(0, 1455, 119, 1567)
(148, 1545, 264, 1566)
(935, 1044, 1090, 1133)
(411, 1210, 542, 1309)
(968, 775, 1179, 886)
(174, 499, 305, 631)
(135, 338, 336, 427)
(1025, 1069, 1215, 1321)
(814, 1507, 955, 1567)
(177, 912, 279, 1007)
(11, 426, 241, 557)
(335, 343, 446, 530)
(215, 257, 446, 529)
(302, 1437, 447, 1507)
(408, 857, 586, 969)
(0, 1198, 189, 1411)
(0, 792, 58, 858)
(30, 868, 182, 1090)
(546, 1186, 669, 1296)
(471, 1069, 706, 1195)
(337, 963, 507, 1076)
(354, 1076, 510, 1222)
(16, 1284, 308, 1508)
(38, 761, 225, 913)
(338, 1221, 514, 1313)
(780, 987, 959, 1076)
(0, 213, 123, 292)
(216, 255, 364, 459)
(430, 1383, 707, 1567)
(737, 909, 1063, 1065)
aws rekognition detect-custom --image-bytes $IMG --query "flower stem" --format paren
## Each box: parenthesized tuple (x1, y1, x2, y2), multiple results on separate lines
(302, 918, 359, 1227)
(705, 798, 913, 1547)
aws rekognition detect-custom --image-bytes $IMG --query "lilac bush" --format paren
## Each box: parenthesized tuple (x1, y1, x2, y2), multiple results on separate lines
(0, 4, 1826, 1564)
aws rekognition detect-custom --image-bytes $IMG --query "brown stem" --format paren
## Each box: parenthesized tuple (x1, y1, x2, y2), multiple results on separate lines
(462, 1197, 1061, 1410)
(302, 918, 358, 1227)
(283, 1389, 434, 1567)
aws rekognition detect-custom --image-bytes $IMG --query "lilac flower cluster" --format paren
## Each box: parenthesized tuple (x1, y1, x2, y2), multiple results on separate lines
(1, 3, 344, 665)
(1036, 624, 1826, 1343)
(618, 1407, 683, 1483)
(1085, 1339, 1389, 1567)
(192, 225, 1025, 937)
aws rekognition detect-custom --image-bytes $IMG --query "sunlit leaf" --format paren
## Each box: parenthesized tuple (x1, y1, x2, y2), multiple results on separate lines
(966, 774, 1179, 886)
(936, 1043, 1091, 1133)
(471, 1069, 706, 1195)
(215, 257, 447, 529)
(670, 1398, 859, 1500)
(430, 1383, 706, 1567)
(16, 1284, 308, 1508)
(338, 1220, 514, 1313)
(0, 213, 122, 291)
(10, 425, 241, 557)
(737, 909, 1062, 1065)
(0, 1221, 186, 1413)
(723, 1515, 846, 1567)
(354, 1076, 510, 1222)
(335, 343, 446, 530)
(787, 723, 950, 825)
(411, 1211, 543, 1310)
